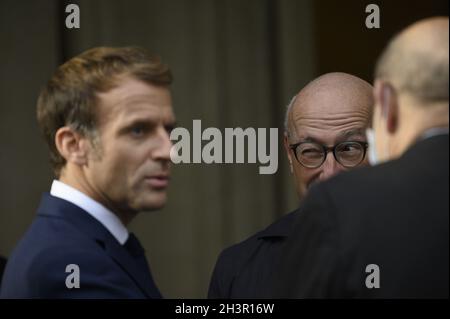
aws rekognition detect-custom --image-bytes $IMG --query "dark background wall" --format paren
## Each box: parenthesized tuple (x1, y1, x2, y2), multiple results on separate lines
(0, 0, 447, 298)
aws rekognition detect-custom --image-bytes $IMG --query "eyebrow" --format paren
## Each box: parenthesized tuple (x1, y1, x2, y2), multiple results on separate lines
(118, 117, 176, 134)
(297, 128, 366, 144)
(337, 128, 366, 140)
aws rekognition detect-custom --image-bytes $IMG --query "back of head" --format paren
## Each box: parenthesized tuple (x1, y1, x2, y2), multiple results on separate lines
(36, 46, 172, 177)
(375, 17, 449, 105)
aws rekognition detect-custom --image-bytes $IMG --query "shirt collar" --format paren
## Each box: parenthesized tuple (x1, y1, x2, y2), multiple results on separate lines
(420, 127, 449, 141)
(50, 180, 129, 245)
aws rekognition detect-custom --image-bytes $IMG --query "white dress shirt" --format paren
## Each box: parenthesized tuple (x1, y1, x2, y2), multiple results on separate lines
(50, 180, 129, 245)
(420, 126, 449, 140)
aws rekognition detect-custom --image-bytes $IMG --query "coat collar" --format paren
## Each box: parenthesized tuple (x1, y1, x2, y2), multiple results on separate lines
(257, 209, 299, 239)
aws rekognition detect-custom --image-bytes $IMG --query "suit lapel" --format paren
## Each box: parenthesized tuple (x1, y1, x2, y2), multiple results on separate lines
(36, 193, 161, 298)
(102, 236, 161, 298)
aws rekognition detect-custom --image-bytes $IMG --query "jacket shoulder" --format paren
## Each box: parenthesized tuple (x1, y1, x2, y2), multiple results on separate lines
(208, 211, 297, 298)
(217, 210, 298, 271)
(1, 216, 131, 298)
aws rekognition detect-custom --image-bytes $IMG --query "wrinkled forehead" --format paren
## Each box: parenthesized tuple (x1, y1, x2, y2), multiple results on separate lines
(96, 78, 174, 126)
(297, 84, 372, 115)
(289, 88, 372, 143)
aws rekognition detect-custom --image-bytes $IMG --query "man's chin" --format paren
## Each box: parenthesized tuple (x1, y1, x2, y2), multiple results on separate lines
(137, 195, 168, 212)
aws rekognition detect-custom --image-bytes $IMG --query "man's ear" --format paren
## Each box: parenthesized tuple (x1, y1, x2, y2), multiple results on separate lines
(55, 127, 89, 166)
(283, 133, 294, 174)
(374, 79, 399, 134)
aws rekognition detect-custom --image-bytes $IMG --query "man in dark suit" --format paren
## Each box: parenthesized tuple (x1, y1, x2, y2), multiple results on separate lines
(0, 47, 175, 298)
(208, 72, 374, 298)
(275, 17, 449, 298)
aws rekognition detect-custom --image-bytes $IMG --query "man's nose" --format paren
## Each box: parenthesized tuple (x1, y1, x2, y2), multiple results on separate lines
(319, 152, 344, 181)
(153, 126, 173, 161)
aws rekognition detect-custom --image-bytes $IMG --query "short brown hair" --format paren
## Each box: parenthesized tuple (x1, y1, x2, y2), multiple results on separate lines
(37, 46, 172, 177)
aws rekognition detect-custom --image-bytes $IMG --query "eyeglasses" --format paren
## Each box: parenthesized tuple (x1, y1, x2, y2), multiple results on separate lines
(289, 141, 368, 168)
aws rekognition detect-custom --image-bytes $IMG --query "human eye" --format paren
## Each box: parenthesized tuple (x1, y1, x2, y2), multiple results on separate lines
(302, 148, 320, 155)
(341, 144, 358, 152)
(338, 142, 363, 156)
(299, 144, 322, 158)
(129, 123, 148, 138)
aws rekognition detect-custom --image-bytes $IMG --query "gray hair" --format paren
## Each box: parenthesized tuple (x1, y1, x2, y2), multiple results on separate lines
(284, 94, 298, 138)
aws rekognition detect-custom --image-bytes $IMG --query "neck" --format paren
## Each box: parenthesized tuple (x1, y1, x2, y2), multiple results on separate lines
(392, 100, 448, 157)
(59, 167, 137, 226)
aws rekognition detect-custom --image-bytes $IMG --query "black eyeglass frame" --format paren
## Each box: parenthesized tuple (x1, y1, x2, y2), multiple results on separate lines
(289, 141, 369, 168)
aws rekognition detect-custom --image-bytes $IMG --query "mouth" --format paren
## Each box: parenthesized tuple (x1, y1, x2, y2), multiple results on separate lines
(144, 174, 170, 189)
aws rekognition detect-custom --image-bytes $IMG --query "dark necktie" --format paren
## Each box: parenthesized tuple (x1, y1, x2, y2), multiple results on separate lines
(124, 233, 145, 257)
(124, 233, 162, 298)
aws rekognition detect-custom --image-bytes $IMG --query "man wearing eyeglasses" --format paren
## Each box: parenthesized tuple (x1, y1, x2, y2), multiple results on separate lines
(208, 72, 373, 298)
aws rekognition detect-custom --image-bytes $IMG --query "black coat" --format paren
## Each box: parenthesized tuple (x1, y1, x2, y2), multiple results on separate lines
(208, 211, 297, 298)
(274, 134, 449, 298)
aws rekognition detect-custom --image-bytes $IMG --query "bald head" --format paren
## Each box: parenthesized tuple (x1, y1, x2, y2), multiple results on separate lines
(284, 72, 373, 198)
(286, 72, 373, 139)
(375, 17, 449, 104)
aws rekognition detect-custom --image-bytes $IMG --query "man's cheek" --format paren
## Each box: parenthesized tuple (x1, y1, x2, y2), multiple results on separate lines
(303, 168, 320, 190)
(361, 156, 370, 167)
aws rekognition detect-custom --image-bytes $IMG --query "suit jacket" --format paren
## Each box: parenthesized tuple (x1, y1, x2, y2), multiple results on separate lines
(274, 134, 449, 298)
(208, 210, 297, 298)
(0, 193, 161, 298)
